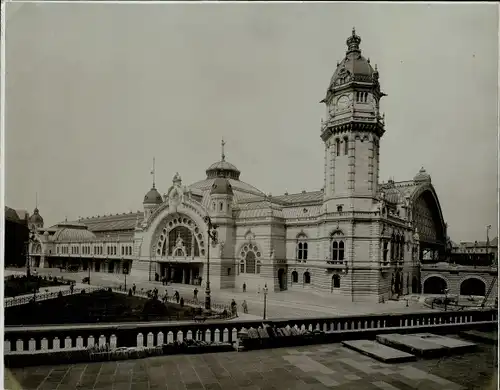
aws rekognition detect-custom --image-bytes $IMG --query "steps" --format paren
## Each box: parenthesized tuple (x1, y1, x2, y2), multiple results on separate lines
(342, 332, 483, 363)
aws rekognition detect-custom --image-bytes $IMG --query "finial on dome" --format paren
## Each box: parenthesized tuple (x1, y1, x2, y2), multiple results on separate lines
(150, 157, 156, 189)
(221, 138, 226, 162)
(173, 172, 182, 184)
(346, 27, 361, 54)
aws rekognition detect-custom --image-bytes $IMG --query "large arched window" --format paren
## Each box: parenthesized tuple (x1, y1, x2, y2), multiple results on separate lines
(239, 244, 262, 274)
(331, 232, 345, 264)
(291, 271, 298, 283)
(303, 271, 311, 284)
(166, 226, 200, 257)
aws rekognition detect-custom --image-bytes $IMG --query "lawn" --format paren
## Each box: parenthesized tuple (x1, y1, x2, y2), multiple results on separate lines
(4, 289, 198, 326)
(4, 275, 72, 298)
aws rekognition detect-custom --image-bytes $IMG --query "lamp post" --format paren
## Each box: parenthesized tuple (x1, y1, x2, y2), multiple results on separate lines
(263, 283, 269, 320)
(203, 216, 219, 311)
(124, 267, 128, 291)
(25, 231, 36, 278)
(486, 224, 492, 265)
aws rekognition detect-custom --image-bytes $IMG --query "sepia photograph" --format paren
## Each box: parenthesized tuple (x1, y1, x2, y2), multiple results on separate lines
(2, 2, 498, 389)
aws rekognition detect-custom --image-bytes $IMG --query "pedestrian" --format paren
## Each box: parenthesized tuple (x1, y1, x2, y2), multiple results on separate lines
(242, 300, 248, 314)
(132, 283, 136, 295)
(243, 283, 246, 293)
(231, 299, 238, 317)
(70, 283, 74, 294)
(193, 288, 199, 303)
(175, 290, 180, 303)
(180, 297, 184, 307)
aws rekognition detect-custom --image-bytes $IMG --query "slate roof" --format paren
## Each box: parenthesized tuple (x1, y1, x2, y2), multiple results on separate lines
(270, 190, 323, 205)
(69, 212, 143, 233)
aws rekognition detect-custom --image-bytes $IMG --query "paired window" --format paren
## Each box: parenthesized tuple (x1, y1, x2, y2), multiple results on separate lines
(389, 233, 405, 263)
(296, 234, 308, 262)
(335, 138, 349, 156)
(331, 240, 345, 263)
(356, 91, 368, 102)
(291, 270, 312, 284)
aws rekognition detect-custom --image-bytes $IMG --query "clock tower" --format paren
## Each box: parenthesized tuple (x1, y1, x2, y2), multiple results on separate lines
(321, 28, 386, 212)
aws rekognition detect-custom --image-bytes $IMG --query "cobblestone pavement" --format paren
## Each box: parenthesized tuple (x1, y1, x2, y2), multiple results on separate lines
(4, 340, 497, 390)
(12, 268, 430, 319)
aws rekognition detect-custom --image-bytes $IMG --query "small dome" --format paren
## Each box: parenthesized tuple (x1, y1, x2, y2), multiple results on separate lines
(29, 208, 44, 224)
(53, 221, 96, 242)
(210, 177, 234, 196)
(414, 167, 431, 183)
(206, 160, 241, 180)
(143, 187, 163, 205)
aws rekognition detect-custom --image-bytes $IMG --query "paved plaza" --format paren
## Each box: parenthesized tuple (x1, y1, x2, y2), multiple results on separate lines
(5, 339, 497, 390)
(6, 268, 430, 320)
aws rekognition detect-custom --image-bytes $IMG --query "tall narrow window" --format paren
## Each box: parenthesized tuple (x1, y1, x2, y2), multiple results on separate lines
(338, 241, 345, 261)
(297, 242, 303, 260)
(219, 202, 223, 212)
(383, 241, 388, 264)
(303, 243, 308, 260)
(332, 241, 338, 261)
(344, 137, 349, 155)
(336, 139, 341, 156)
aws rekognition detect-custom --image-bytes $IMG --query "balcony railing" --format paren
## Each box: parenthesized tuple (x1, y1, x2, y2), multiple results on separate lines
(4, 308, 496, 355)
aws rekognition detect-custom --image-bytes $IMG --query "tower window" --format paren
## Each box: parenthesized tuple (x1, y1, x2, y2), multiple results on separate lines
(219, 202, 224, 212)
(336, 139, 341, 156)
(344, 137, 348, 155)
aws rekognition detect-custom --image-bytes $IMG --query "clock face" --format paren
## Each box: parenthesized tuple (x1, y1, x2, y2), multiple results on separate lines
(337, 95, 349, 110)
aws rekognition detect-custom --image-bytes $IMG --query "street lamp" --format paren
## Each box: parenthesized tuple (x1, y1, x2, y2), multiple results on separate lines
(25, 231, 36, 278)
(203, 215, 219, 311)
(263, 284, 269, 320)
(88, 256, 93, 285)
(124, 267, 129, 291)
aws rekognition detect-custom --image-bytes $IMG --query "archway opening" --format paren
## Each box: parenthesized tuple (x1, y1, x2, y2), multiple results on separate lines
(291, 271, 298, 283)
(460, 278, 486, 296)
(423, 276, 447, 294)
(303, 271, 311, 284)
(278, 268, 286, 291)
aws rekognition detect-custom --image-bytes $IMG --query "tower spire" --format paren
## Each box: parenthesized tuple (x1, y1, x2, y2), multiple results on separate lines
(221, 138, 226, 162)
(150, 157, 156, 189)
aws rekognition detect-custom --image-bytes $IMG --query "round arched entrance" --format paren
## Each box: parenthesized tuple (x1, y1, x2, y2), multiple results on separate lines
(423, 276, 447, 294)
(460, 278, 486, 296)
(153, 214, 206, 285)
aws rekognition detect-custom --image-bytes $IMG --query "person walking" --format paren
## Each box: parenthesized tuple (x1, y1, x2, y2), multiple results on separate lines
(174, 290, 180, 303)
(193, 288, 199, 303)
(242, 300, 248, 314)
(231, 299, 238, 317)
(243, 283, 246, 293)
(132, 283, 136, 295)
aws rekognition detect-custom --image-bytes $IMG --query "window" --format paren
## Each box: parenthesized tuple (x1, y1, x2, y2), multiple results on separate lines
(240, 244, 262, 274)
(332, 274, 341, 288)
(331, 235, 345, 264)
(303, 271, 311, 284)
(292, 271, 298, 283)
(212, 202, 216, 211)
(344, 137, 348, 155)
(383, 241, 388, 264)
(219, 202, 224, 212)
(336, 139, 341, 156)
(227, 268, 231, 276)
(296, 234, 308, 261)
(121, 247, 124, 256)
(337, 205, 343, 213)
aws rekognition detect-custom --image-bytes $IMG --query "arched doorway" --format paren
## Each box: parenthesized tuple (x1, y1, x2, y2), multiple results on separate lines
(412, 276, 420, 294)
(291, 271, 298, 283)
(423, 276, 447, 294)
(277, 268, 286, 291)
(460, 278, 486, 296)
(303, 271, 311, 284)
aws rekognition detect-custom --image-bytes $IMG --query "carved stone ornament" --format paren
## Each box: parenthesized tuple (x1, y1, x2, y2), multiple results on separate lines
(219, 241, 225, 258)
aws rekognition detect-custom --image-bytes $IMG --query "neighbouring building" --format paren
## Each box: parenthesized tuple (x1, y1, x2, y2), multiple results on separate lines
(5, 206, 30, 267)
(28, 29, 451, 302)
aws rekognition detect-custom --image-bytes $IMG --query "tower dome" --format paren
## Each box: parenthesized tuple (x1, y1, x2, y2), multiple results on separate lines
(206, 138, 241, 180)
(210, 177, 234, 196)
(413, 167, 431, 183)
(29, 208, 44, 225)
(143, 187, 163, 205)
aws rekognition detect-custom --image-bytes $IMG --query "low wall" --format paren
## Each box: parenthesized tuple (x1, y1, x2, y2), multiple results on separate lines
(5, 308, 497, 357)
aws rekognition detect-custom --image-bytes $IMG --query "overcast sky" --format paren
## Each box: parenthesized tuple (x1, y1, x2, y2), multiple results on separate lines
(5, 3, 498, 242)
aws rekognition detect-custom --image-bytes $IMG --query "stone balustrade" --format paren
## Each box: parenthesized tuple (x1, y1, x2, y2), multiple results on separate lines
(5, 309, 496, 356)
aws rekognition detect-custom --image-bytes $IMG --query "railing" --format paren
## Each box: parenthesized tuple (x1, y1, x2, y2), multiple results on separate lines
(5, 308, 497, 355)
(4, 287, 101, 308)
